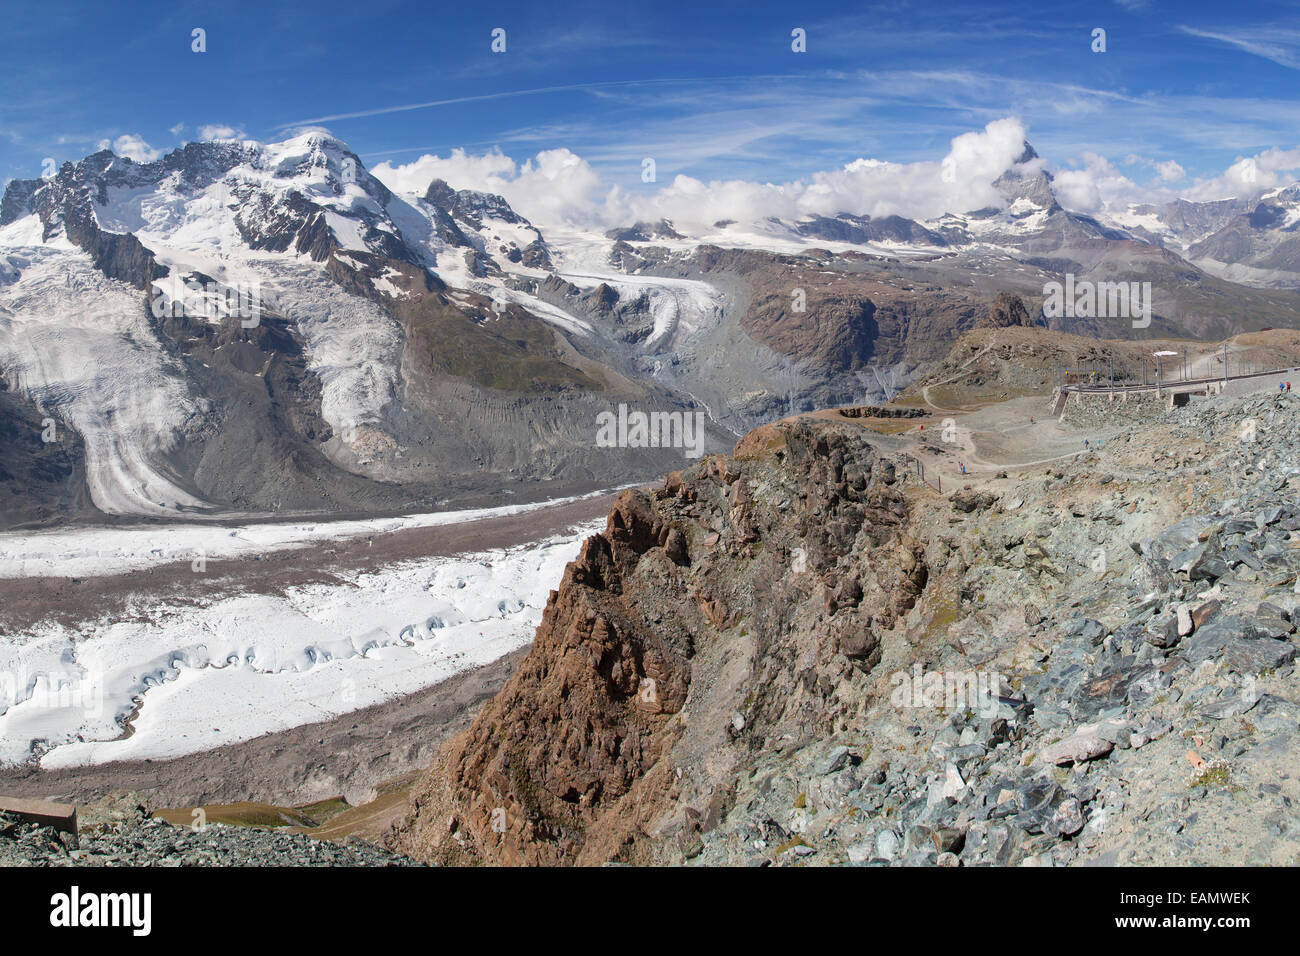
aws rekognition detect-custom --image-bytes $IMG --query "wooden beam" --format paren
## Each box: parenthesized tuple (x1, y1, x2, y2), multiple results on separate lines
(0, 795, 78, 835)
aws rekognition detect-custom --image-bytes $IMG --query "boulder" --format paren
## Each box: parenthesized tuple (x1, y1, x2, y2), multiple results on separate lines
(1041, 728, 1114, 765)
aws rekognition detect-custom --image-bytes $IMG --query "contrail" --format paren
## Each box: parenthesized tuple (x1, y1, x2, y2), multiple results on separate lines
(274, 74, 804, 129)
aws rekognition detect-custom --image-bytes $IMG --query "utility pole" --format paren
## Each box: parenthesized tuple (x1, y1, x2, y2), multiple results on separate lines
(1224, 341, 1228, 385)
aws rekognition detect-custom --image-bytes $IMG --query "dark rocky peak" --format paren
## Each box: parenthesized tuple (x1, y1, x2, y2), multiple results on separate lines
(1066, 212, 1134, 241)
(583, 282, 621, 314)
(797, 213, 946, 247)
(1012, 141, 1040, 165)
(1, 178, 42, 226)
(428, 203, 474, 249)
(422, 178, 526, 228)
(1247, 203, 1287, 230)
(453, 189, 523, 226)
(0, 149, 166, 288)
(1155, 196, 1248, 240)
(977, 291, 1036, 328)
(420, 178, 549, 267)
(605, 219, 684, 242)
(990, 140, 1061, 215)
(3, 140, 253, 231)
(81, 141, 251, 198)
(993, 168, 1060, 215)
(109, 141, 253, 194)
(518, 238, 552, 269)
(423, 179, 457, 209)
(608, 239, 651, 271)
(160, 140, 257, 191)
(1244, 187, 1300, 232)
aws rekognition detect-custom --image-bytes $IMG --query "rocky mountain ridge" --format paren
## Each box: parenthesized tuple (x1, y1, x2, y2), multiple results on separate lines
(4, 132, 1300, 528)
(390, 387, 1300, 866)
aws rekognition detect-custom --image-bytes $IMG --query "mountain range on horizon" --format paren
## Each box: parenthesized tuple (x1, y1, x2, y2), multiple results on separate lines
(4, 127, 1300, 529)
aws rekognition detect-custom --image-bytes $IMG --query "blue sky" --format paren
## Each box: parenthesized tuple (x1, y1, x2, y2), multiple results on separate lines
(4, 0, 1300, 201)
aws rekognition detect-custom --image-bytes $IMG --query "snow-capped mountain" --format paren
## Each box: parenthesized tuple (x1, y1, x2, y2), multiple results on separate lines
(684, 145, 1129, 255)
(0, 132, 730, 524)
(1101, 183, 1300, 289)
(3, 132, 1299, 527)
(1181, 185, 1300, 288)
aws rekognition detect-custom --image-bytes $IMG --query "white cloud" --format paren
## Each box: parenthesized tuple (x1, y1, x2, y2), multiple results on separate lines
(1053, 153, 1136, 212)
(1053, 145, 1300, 213)
(514, 149, 610, 227)
(1180, 146, 1300, 201)
(1120, 153, 1186, 183)
(169, 122, 185, 137)
(373, 117, 1037, 232)
(373, 146, 609, 228)
(197, 124, 245, 141)
(370, 119, 1300, 230)
(372, 148, 518, 197)
(95, 134, 163, 163)
(1155, 160, 1186, 182)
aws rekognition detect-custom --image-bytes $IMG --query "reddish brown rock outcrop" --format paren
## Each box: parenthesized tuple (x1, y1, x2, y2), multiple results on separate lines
(391, 419, 925, 865)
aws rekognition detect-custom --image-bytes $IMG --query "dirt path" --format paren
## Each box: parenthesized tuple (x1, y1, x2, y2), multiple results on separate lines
(890, 361, 1297, 493)
(834, 391, 1118, 496)
(911, 397, 1098, 482)
(920, 343, 996, 413)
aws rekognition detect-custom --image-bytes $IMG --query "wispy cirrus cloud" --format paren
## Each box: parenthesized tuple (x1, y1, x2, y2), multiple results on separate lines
(1177, 25, 1300, 70)
(352, 62, 1300, 198)
(7, 0, 1300, 211)
(274, 75, 806, 130)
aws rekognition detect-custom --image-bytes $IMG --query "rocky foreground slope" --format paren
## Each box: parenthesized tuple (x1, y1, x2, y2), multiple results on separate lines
(390, 389, 1300, 866)
(0, 799, 419, 866)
